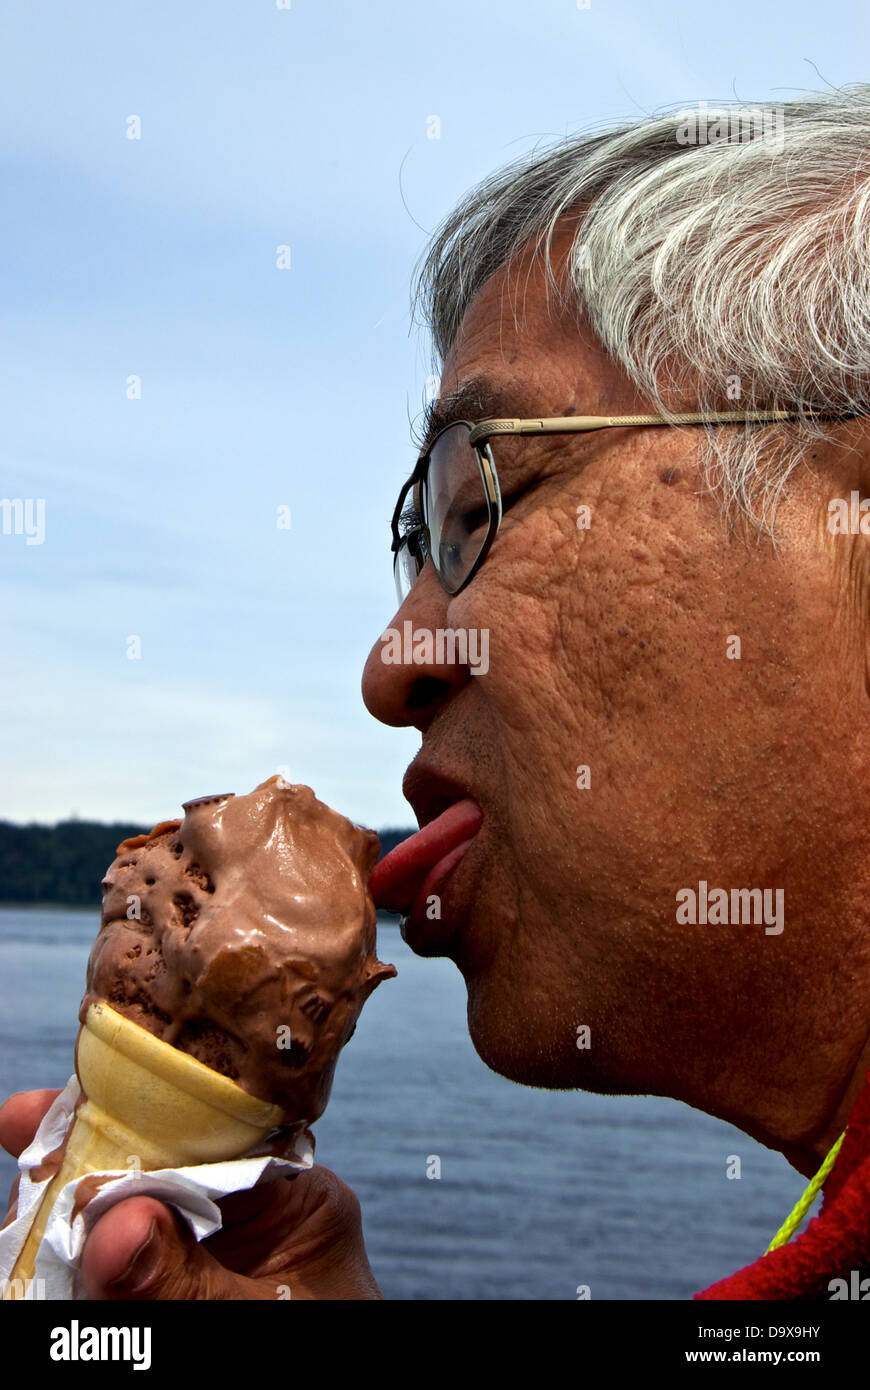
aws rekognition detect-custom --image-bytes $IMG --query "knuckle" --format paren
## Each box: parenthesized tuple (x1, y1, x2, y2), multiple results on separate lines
(0, 1090, 60, 1157)
(311, 1166, 363, 1225)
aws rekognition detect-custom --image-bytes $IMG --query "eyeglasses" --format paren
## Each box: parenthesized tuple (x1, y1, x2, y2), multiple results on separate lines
(390, 409, 854, 604)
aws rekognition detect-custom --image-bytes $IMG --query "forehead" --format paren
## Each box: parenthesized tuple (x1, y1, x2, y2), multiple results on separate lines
(437, 221, 646, 418)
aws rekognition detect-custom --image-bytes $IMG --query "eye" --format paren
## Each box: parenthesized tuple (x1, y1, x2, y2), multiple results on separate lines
(499, 478, 541, 515)
(398, 500, 429, 564)
(457, 499, 491, 536)
(398, 498, 422, 540)
(451, 478, 536, 543)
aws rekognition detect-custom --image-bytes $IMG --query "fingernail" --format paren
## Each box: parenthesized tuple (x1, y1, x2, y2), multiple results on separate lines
(108, 1217, 162, 1291)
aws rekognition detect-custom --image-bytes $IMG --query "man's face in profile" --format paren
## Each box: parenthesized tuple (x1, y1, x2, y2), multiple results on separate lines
(362, 223, 870, 1165)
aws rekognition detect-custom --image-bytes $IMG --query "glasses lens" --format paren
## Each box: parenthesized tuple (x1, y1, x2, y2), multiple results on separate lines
(393, 535, 419, 605)
(424, 423, 493, 592)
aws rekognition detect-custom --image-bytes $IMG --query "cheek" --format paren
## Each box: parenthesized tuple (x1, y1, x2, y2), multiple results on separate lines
(456, 495, 654, 745)
(444, 512, 604, 866)
(455, 524, 579, 732)
(446, 484, 720, 881)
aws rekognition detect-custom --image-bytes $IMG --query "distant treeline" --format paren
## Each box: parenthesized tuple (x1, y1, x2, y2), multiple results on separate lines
(0, 820, 414, 907)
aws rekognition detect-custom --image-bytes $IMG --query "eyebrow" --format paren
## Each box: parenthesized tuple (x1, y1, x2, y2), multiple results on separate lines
(417, 375, 530, 455)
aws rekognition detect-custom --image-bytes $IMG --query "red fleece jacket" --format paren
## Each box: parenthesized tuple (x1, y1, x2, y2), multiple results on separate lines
(696, 1071, 870, 1300)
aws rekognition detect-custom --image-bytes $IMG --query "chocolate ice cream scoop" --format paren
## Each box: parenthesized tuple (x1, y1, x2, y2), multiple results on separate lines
(80, 775, 396, 1125)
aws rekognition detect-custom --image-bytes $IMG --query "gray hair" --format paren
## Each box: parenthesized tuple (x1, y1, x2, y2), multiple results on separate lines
(411, 87, 870, 528)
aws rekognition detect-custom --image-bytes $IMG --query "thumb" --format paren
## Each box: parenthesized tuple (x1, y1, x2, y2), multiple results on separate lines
(80, 1196, 263, 1301)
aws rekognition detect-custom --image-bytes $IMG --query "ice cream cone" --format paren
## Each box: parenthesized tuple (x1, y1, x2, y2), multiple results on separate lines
(8, 1001, 286, 1294)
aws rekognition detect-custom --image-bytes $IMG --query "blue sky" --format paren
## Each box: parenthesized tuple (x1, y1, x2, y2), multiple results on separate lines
(1, 0, 867, 829)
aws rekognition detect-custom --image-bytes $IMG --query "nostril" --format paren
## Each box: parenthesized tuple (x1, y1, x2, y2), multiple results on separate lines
(407, 675, 451, 710)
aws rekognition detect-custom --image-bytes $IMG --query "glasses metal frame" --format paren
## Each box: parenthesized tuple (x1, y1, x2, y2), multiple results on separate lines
(391, 409, 853, 601)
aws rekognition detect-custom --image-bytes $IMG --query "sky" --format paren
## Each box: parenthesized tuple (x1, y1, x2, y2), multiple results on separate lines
(1, 0, 868, 829)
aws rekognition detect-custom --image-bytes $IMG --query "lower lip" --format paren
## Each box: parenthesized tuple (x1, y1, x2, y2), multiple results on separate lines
(400, 834, 479, 953)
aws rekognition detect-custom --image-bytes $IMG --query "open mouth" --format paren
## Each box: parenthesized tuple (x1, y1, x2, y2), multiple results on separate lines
(368, 797, 483, 916)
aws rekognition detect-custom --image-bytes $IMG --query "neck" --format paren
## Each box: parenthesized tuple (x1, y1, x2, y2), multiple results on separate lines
(767, 1027, 870, 1179)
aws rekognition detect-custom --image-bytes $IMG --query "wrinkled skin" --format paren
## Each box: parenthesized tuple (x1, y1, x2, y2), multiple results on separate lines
(362, 221, 870, 1179)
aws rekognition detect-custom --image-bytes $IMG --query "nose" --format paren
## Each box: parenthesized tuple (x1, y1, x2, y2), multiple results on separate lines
(361, 561, 474, 731)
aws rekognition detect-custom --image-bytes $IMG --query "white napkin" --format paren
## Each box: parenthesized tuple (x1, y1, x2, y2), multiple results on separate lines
(0, 1075, 314, 1300)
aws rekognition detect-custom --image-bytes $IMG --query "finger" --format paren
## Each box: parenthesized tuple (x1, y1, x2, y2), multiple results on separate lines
(80, 1196, 271, 1301)
(205, 1173, 304, 1270)
(0, 1090, 62, 1158)
(212, 1170, 299, 1227)
(206, 1167, 366, 1283)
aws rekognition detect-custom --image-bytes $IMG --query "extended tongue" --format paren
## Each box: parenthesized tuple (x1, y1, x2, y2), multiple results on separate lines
(369, 798, 483, 912)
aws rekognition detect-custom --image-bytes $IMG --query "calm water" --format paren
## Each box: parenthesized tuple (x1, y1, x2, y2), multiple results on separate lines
(0, 906, 812, 1300)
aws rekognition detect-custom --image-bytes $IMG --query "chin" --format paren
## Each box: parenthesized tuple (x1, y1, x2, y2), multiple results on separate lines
(464, 971, 634, 1096)
(463, 975, 589, 1091)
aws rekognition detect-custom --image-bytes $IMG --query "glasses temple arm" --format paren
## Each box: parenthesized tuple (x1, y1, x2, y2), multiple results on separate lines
(467, 411, 857, 447)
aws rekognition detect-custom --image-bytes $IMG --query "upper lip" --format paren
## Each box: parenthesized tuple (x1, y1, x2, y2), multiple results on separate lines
(402, 756, 476, 830)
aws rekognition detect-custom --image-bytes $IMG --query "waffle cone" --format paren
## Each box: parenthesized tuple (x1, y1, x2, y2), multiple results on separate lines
(8, 1002, 285, 1292)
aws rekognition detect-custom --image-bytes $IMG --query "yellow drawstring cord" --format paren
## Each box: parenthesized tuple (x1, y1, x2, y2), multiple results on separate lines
(765, 1129, 847, 1253)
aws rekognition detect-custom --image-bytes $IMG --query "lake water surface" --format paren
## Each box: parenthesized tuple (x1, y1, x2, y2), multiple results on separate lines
(0, 906, 813, 1300)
